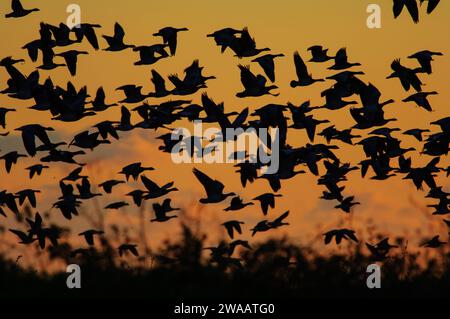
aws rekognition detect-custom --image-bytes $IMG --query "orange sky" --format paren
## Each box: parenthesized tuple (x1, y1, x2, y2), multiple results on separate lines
(0, 0, 449, 260)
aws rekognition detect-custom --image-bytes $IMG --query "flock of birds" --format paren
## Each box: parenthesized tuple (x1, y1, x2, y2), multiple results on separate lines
(0, 0, 449, 266)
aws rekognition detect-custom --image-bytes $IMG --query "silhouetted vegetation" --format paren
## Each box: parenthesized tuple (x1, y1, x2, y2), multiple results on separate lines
(1, 224, 449, 298)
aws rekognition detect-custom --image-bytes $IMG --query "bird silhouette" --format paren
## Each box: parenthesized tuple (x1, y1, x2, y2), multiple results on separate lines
(308, 45, 334, 63)
(79, 230, 104, 246)
(403, 91, 438, 112)
(236, 65, 278, 97)
(141, 175, 178, 199)
(387, 59, 422, 92)
(56, 50, 88, 76)
(119, 162, 154, 181)
(207, 28, 243, 53)
(193, 168, 236, 204)
(253, 193, 282, 215)
(89, 87, 118, 112)
(72, 23, 102, 50)
(0, 151, 27, 173)
(5, 0, 39, 18)
(153, 27, 188, 56)
(323, 229, 359, 245)
(99, 180, 125, 194)
(328, 48, 361, 70)
(16, 189, 40, 208)
(291, 51, 324, 87)
(25, 164, 49, 179)
(408, 50, 443, 74)
(229, 27, 270, 58)
(221, 221, 245, 239)
(251, 53, 284, 82)
(151, 201, 178, 222)
(133, 44, 169, 65)
(420, 235, 446, 248)
(103, 23, 135, 51)
(224, 196, 254, 211)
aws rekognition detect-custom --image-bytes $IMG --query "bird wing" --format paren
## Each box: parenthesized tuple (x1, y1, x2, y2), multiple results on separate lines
(63, 52, 78, 76)
(258, 56, 276, 82)
(393, 0, 405, 18)
(84, 26, 100, 50)
(114, 22, 125, 41)
(141, 175, 160, 192)
(273, 211, 289, 224)
(21, 130, 37, 156)
(293, 51, 308, 80)
(238, 65, 257, 89)
(405, 0, 419, 23)
(427, 0, 440, 13)
(151, 70, 167, 93)
(335, 48, 348, 65)
(12, 0, 24, 11)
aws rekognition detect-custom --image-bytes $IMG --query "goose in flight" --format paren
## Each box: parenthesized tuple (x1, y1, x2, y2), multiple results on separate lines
(89, 87, 118, 112)
(221, 221, 245, 239)
(408, 50, 443, 74)
(72, 23, 102, 50)
(236, 65, 278, 98)
(420, 235, 446, 248)
(103, 22, 135, 51)
(323, 229, 359, 245)
(251, 53, 284, 82)
(37, 47, 66, 71)
(291, 51, 324, 87)
(393, 0, 419, 23)
(329, 48, 361, 70)
(15, 124, 54, 157)
(253, 193, 282, 215)
(207, 28, 243, 53)
(26, 164, 49, 179)
(116, 85, 149, 103)
(56, 50, 88, 76)
(402, 91, 438, 112)
(16, 189, 40, 208)
(148, 70, 171, 98)
(229, 27, 270, 58)
(366, 238, 398, 260)
(387, 59, 422, 92)
(151, 203, 178, 222)
(5, 0, 39, 18)
(141, 175, 178, 199)
(133, 44, 169, 65)
(119, 162, 154, 181)
(193, 168, 236, 204)
(0, 151, 27, 173)
(153, 27, 189, 56)
(307, 45, 334, 63)
(98, 180, 125, 194)
(224, 196, 254, 211)
(79, 230, 104, 246)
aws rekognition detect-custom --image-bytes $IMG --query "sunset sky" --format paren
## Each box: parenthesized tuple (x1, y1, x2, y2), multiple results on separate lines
(0, 0, 449, 263)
